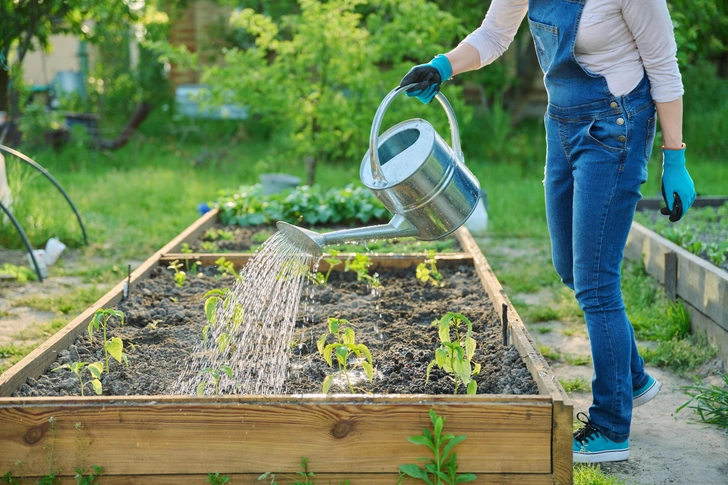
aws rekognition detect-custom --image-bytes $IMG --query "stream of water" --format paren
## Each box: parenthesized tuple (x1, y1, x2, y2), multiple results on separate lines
(174, 232, 316, 395)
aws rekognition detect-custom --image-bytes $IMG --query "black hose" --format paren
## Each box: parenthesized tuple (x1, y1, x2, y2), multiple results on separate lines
(0, 144, 88, 245)
(0, 200, 44, 282)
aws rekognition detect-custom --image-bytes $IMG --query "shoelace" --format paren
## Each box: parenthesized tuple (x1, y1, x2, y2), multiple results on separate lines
(573, 412, 603, 444)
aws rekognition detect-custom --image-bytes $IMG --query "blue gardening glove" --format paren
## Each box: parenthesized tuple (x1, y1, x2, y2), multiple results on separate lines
(399, 54, 453, 104)
(660, 144, 696, 222)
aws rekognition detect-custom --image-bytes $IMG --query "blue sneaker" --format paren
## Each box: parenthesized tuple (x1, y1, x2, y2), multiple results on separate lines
(633, 375, 661, 407)
(573, 413, 629, 463)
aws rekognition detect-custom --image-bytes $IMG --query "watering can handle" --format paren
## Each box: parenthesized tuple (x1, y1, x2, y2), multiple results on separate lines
(369, 84, 464, 186)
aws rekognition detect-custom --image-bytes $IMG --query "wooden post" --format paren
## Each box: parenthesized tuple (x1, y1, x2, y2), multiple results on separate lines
(502, 303, 509, 346)
(665, 251, 677, 301)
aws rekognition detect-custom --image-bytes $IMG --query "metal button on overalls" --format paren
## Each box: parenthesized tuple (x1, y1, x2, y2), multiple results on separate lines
(616, 118, 625, 125)
(610, 102, 618, 109)
(618, 135, 626, 142)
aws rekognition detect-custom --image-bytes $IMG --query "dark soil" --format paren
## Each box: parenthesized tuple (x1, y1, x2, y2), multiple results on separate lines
(14, 263, 538, 397)
(189, 223, 462, 254)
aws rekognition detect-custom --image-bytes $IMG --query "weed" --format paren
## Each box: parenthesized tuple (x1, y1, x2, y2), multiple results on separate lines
(573, 464, 628, 484)
(2, 472, 20, 484)
(310, 250, 341, 286)
(75, 465, 103, 485)
(317, 318, 374, 393)
(0, 263, 37, 283)
(537, 345, 561, 361)
(52, 361, 104, 396)
(167, 259, 187, 287)
(563, 354, 592, 366)
(200, 241, 219, 252)
(181, 242, 193, 254)
(88, 308, 127, 373)
(639, 333, 717, 376)
(258, 457, 349, 485)
(535, 326, 552, 334)
(345, 253, 380, 288)
(560, 377, 591, 393)
(197, 365, 234, 396)
(207, 472, 231, 484)
(426, 313, 481, 395)
(398, 409, 476, 485)
(416, 250, 444, 287)
(524, 305, 560, 323)
(677, 373, 728, 429)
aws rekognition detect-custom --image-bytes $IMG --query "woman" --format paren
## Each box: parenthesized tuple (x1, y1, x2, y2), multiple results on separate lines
(400, 0, 696, 464)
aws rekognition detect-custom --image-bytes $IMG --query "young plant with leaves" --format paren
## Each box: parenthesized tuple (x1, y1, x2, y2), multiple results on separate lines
(426, 313, 481, 395)
(317, 318, 374, 394)
(201, 288, 242, 353)
(398, 409, 476, 485)
(345, 253, 380, 288)
(308, 250, 342, 286)
(52, 361, 104, 396)
(75, 465, 103, 485)
(215, 257, 239, 280)
(88, 308, 127, 373)
(167, 259, 187, 287)
(258, 457, 349, 485)
(416, 250, 444, 287)
(197, 365, 234, 396)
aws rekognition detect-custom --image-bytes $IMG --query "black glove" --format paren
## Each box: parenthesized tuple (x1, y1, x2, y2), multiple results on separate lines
(399, 54, 453, 104)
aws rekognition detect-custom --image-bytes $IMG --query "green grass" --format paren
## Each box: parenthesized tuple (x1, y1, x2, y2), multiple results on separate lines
(0, 343, 34, 374)
(574, 464, 629, 485)
(560, 377, 591, 393)
(537, 344, 561, 361)
(564, 354, 592, 366)
(639, 333, 718, 376)
(678, 373, 728, 429)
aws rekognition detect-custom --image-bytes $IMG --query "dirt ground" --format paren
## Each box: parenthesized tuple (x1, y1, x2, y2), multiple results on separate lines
(2, 241, 728, 484)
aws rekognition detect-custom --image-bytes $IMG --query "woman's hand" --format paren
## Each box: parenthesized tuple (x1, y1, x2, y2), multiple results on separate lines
(399, 55, 452, 104)
(660, 144, 696, 222)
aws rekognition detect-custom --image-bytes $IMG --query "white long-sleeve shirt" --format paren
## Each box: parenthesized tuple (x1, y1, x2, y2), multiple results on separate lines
(462, 0, 684, 102)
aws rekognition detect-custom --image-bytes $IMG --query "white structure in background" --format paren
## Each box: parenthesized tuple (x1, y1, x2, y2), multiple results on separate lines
(465, 189, 489, 236)
(0, 153, 12, 211)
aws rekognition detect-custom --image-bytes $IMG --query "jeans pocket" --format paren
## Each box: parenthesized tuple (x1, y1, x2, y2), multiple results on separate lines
(645, 116, 657, 160)
(528, 18, 558, 73)
(586, 115, 627, 153)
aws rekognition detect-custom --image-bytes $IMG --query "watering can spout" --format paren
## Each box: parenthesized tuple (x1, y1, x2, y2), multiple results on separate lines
(276, 214, 419, 258)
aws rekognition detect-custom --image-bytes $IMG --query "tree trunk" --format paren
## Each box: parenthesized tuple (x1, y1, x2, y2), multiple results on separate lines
(0, 68, 8, 112)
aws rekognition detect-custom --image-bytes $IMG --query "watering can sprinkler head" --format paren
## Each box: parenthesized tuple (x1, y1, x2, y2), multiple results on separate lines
(276, 85, 481, 258)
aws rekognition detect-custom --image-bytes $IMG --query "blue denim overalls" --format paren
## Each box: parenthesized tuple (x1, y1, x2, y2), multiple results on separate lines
(528, 0, 657, 442)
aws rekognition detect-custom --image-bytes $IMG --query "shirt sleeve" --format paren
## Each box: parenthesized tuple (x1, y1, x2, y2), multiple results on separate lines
(461, 0, 529, 67)
(622, 0, 684, 102)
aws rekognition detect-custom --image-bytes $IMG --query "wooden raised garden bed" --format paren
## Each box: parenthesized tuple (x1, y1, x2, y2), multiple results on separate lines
(0, 209, 573, 484)
(626, 197, 728, 362)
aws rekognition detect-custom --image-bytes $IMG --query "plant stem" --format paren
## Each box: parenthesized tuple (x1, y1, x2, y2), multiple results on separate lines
(102, 318, 109, 373)
(77, 373, 85, 397)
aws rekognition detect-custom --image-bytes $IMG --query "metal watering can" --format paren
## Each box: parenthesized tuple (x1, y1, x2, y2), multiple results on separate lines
(277, 85, 481, 258)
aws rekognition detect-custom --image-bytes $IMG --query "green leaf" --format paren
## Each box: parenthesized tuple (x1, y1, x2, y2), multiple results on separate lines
(454, 359, 472, 384)
(467, 379, 478, 395)
(90, 379, 103, 395)
(465, 337, 476, 360)
(435, 347, 448, 368)
(317, 333, 328, 354)
(105, 337, 123, 364)
(442, 434, 467, 460)
(434, 414, 444, 439)
(439, 318, 451, 343)
(322, 374, 334, 393)
(361, 361, 374, 381)
(323, 345, 334, 366)
(217, 333, 230, 353)
(473, 363, 481, 376)
(202, 324, 210, 344)
(335, 346, 348, 365)
(455, 474, 477, 483)
(425, 361, 436, 385)
(356, 344, 372, 363)
(328, 318, 340, 334)
(343, 327, 355, 345)
(220, 365, 234, 379)
(87, 362, 104, 379)
(196, 382, 206, 396)
(204, 297, 218, 324)
(398, 464, 432, 484)
(408, 435, 435, 452)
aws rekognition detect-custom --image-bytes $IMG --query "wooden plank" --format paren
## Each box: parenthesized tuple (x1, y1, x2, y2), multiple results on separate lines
(455, 227, 573, 485)
(161, 208, 219, 254)
(685, 299, 728, 365)
(23, 473, 557, 485)
(665, 251, 677, 301)
(0, 401, 552, 476)
(626, 222, 728, 331)
(636, 196, 727, 212)
(161, 252, 474, 271)
(0, 213, 214, 397)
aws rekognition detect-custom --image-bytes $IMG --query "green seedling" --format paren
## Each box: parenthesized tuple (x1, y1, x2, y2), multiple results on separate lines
(202, 289, 243, 346)
(416, 250, 444, 287)
(309, 250, 341, 285)
(215, 257, 238, 279)
(206, 472, 231, 484)
(345, 253, 380, 288)
(197, 365, 234, 396)
(2, 471, 20, 484)
(200, 241, 219, 252)
(88, 308, 127, 373)
(167, 259, 186, 287)
(426, 313, 481, 395)
(397, 409, 476, 485)
(52, 361, 104, 396)
(317, 318, 374, 394)
(181, 242, 193, 254)
(75, 465, 103, 485)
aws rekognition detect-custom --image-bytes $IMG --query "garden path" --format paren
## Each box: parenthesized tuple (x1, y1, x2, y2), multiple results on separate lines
(479, 235, 728, 485)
